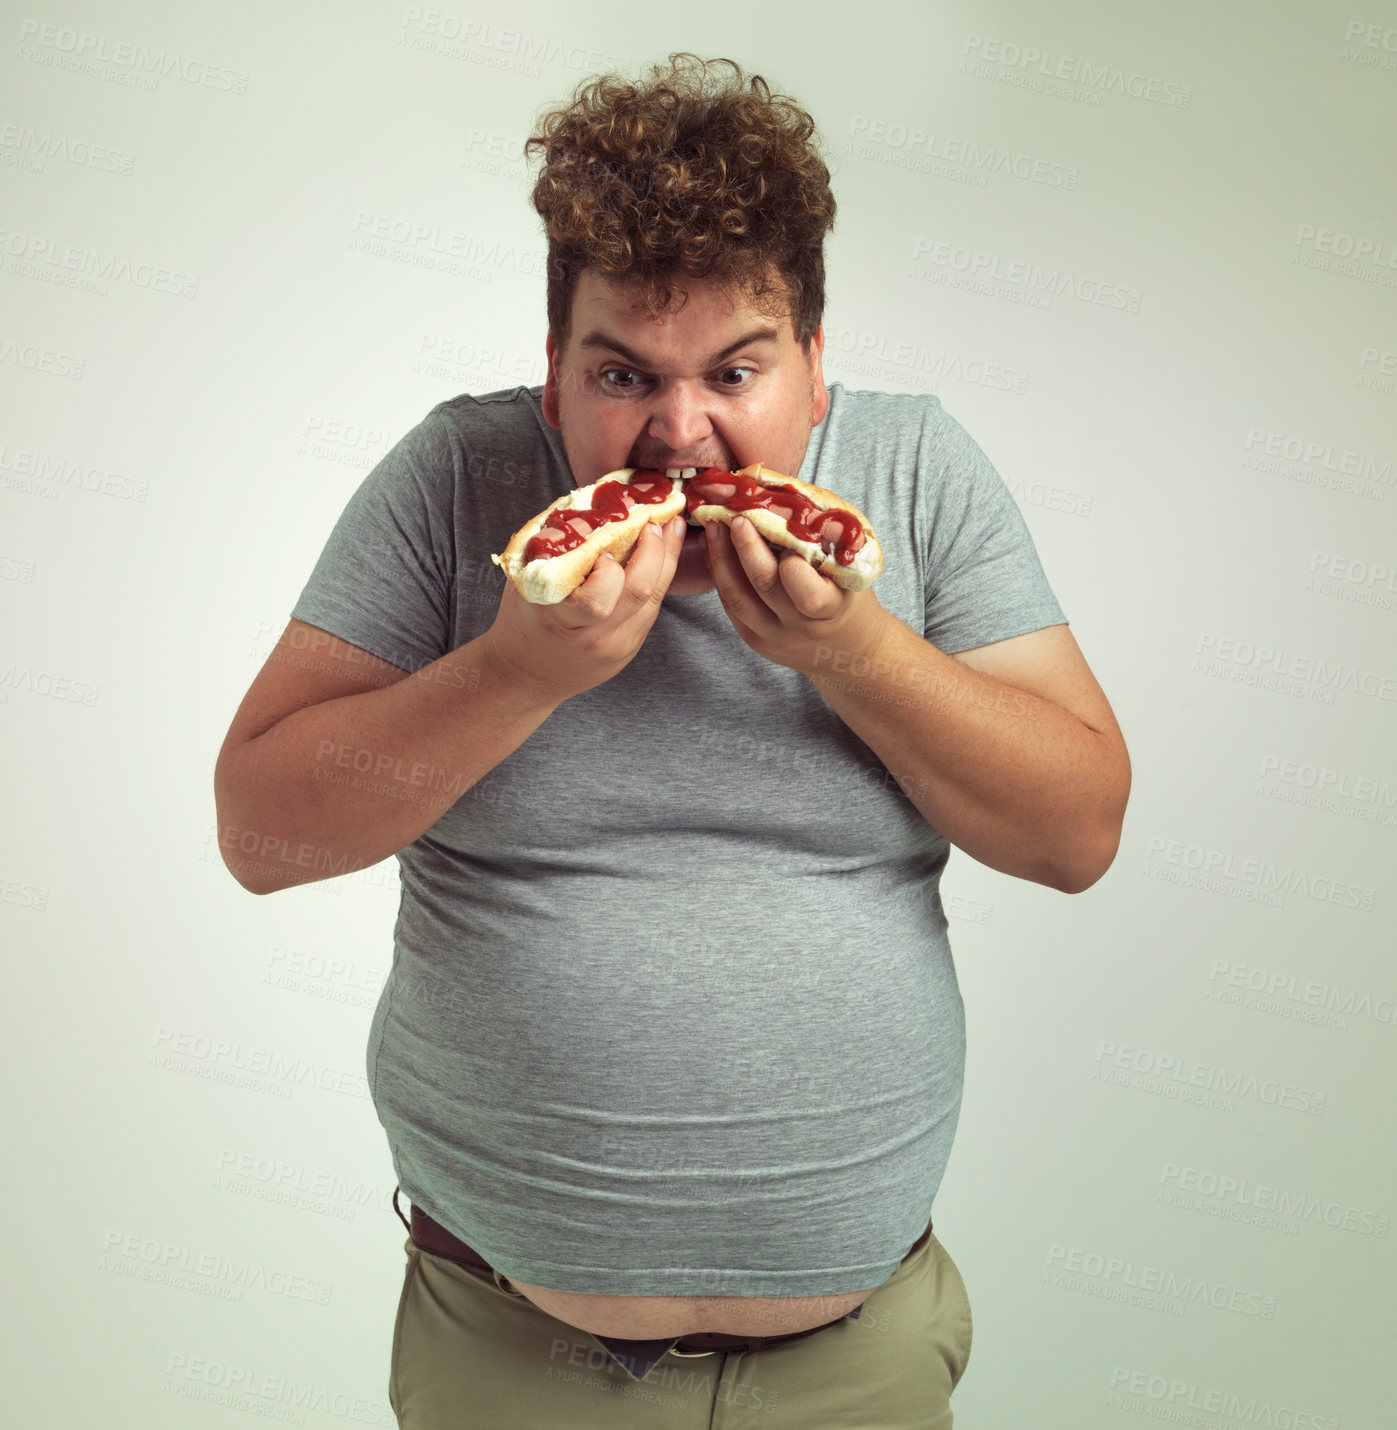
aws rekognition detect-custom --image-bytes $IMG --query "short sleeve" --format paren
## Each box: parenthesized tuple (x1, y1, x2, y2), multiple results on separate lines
(921, 409, 1067, 653)
(289, 410, 457, 672)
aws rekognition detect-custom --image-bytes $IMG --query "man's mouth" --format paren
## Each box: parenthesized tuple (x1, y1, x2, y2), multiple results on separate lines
(634, 457, 732, 475)
(652, 465, 719, 529)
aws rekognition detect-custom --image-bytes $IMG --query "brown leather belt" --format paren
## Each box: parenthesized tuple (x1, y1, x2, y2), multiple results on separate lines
(393, 1188, 932, 1359)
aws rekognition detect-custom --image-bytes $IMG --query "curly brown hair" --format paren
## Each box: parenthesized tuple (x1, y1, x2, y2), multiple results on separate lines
(524, 53, 836, 353)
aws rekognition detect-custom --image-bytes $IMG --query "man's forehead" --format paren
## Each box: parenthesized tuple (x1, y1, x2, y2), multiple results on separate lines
(568, 268, 798, 344)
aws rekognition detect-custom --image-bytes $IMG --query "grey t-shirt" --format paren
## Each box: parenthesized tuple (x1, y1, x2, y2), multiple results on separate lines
(290, 381, 1066, 1295)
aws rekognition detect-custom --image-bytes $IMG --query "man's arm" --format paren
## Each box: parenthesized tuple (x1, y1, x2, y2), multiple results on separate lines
(810, 620, 1129, 893)
(216, 519, 690, 894)
(703, 517, 1131, 894)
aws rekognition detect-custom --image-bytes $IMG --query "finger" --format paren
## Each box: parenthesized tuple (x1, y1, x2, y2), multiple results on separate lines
(557, 549, 625, 624)
(720, 515, 843, 620)
(706, 519, 783, 637)
(616, 517, 683, 612)
(703, 516, 746, 594)
(621, 514, 681, 579)
(777, 550, 845, 619)
(649, 513, 687, 595)
(726, 515, 786, 602)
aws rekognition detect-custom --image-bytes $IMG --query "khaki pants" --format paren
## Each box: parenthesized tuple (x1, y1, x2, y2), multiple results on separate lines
(389, 1225, 973, 1428)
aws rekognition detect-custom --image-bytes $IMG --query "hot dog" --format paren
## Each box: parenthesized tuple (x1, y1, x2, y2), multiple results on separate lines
(684, 462, 884, 591)
(491, 462, 883, 604)
(491, 467, 691, 605)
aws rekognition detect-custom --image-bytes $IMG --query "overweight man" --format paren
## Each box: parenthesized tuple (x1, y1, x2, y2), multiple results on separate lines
(215, 51, 1130, 1430)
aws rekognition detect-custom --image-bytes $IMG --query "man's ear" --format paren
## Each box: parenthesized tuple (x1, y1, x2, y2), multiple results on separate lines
(809, 325, 829, 425)
(541, 331, 561, 430)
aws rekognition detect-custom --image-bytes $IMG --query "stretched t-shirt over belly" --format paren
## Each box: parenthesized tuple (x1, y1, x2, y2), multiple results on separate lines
(290, 381, 1066, 1296)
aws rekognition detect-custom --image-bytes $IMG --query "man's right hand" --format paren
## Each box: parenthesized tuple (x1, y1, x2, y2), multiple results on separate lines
(479, 515, 688, 706)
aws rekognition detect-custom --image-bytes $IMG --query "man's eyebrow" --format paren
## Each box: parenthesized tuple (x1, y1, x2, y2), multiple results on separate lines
(577, 327, 782, 370)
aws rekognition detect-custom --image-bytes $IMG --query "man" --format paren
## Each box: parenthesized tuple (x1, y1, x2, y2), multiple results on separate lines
(215, 53, 1129, 1428)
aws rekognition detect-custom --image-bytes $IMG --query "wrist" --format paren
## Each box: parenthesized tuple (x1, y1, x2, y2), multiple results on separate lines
(475, 628, 566, 716)
(800, 598, 896, 684)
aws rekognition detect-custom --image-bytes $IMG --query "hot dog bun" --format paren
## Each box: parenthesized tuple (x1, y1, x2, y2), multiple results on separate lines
(688, 463, 884, 591)
(491, 468, 690, 605)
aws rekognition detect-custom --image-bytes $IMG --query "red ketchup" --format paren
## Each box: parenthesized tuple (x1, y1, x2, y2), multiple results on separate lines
(523, 469, 674, 563)
(684, 468, 866, 566)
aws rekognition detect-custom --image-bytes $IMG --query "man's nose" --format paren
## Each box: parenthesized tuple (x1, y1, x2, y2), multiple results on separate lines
(645, 381, 715, 454)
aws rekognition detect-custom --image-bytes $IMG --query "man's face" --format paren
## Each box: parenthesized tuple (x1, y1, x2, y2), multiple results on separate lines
(542, 267, 829, 595)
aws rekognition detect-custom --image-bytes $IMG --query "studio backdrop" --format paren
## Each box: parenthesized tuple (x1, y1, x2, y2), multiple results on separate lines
(3, 1, 1393, 1425)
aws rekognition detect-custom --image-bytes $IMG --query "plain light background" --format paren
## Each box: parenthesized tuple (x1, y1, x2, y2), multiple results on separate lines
(3, 1, 1394, 1425)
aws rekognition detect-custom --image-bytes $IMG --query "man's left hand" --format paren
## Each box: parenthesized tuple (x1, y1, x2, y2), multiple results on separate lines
(704, 515, 893, 677)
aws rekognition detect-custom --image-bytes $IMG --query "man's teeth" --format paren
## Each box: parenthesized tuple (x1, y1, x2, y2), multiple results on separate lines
(665, 467, 698, 480)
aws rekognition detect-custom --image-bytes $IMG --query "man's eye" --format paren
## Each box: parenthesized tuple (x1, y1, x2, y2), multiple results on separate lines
(595, 366, 754, 392)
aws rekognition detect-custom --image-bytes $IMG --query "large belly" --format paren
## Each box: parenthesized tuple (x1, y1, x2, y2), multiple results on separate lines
(501, 1278, 879, 1339)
